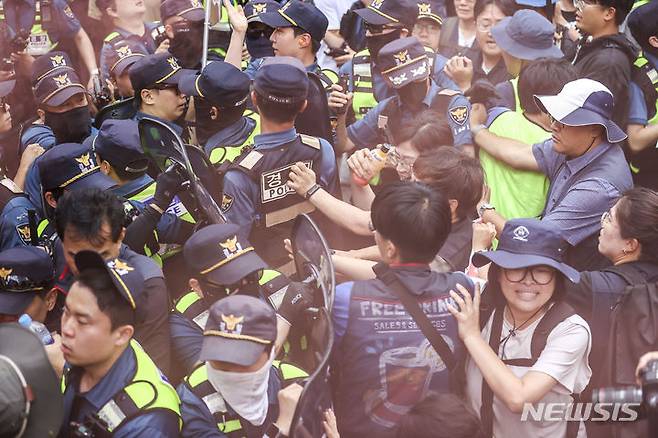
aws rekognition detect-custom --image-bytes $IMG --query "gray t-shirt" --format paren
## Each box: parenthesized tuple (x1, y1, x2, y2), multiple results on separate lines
(466, 308, 592, 438)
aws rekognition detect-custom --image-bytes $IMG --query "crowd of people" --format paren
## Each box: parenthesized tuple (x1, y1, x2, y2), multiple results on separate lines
(0, 0, 658, 436)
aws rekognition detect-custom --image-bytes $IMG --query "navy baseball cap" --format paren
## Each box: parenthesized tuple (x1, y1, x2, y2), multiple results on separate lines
(534, 78, 626, 143)
(38, 143, 117, 192)
(0, 80, 15, 98)
(200, 295, 276, 366)
(260, 0, 328, 42)
(245, 0, 281, 23)
(160, 0, 205, 22)
(379, 37, 430, 89)
(355, 0, 416, 27)
(74, 251, 144, 309)
(491, 10, 563, 61)
(178, 61, 251, 108)
(416, 1, 443, 25)
(129, 53, 194, 94)
(33, 69, 87, 106)
(0, 247, 54, 315)
(254, 56, 309, 103)
(472, 218, 580, 283)
(92, 119, 149, 175)
(107, 40, 148, 77)
(31, 51, 75, 85)
(184, 223, 268, 286)
(627, 2, 658, 48)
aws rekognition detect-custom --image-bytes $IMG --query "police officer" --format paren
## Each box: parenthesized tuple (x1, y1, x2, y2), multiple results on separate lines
(0, 0, 98, 85)
(58, 250, 180, 437)
(413, 1, 445, 53)
(129, 52, 192, 132)
(177, 295, 306, 437)
(242, 0, 281, 78)
(160, 0, 206, 68)
(333, 36, 474, 154)
(221, 57, 339, 269)
(0, 171, 41, 250)
(178, 61, 258, 160)
(0, 245, 55, 323)
(171, 223, 291, 374)
(105, 39, 148, 99)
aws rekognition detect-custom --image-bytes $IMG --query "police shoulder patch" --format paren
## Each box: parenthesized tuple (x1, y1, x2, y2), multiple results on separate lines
(299, 134, 321, 150)
(15, 223, 31, 245)
(449, 106, 469, 125)
(221, 193, 234, 213)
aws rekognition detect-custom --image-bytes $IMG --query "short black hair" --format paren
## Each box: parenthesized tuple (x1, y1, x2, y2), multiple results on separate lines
(413, 147, 484, 220)
(615, 187, 658, 264)
(55, 188, 125, 245)
(371, 181, 451, 263)
(395, 111, 454, 149)
(293, 27, 321, 55)
(253, 90, 305, 124)
(75, 268, 135, 330)
(396, 392, 485, 438)
(518, 58, 577, 114)
(474, 0, 517, 19)
(596, 0, 634, 25)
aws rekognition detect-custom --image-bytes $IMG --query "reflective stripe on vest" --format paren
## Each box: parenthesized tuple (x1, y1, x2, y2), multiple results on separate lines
(173, 291, 210, 330)
(209, 112, 261, 165)
(61, 340, 181, 432)
(634, 54, 658, 126)
(351, 49, 377, 120)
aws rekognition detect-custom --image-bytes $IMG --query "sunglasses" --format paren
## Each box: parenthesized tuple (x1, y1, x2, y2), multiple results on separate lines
(366, 24, 404, 34)
(247, 24, 274, 39)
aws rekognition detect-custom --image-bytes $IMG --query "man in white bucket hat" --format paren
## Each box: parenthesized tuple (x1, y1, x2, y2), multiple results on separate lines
(469, 77, 632, 271)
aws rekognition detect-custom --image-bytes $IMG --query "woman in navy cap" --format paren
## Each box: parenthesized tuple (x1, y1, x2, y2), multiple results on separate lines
(448, 218, 591, 438)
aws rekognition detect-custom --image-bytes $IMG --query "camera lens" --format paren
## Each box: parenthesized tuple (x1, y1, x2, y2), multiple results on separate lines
(593, 386, 643, 405)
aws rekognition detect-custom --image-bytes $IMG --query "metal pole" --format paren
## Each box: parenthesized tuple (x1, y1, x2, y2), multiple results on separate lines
(201, 0, 212, 67)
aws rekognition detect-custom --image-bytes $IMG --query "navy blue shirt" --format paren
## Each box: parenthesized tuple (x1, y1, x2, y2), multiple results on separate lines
(0, 190, 40, 250)
(170, 311, 204, 374)
(59, 343, 180, 437)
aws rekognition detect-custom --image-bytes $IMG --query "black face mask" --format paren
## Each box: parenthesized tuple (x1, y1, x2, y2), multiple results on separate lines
(44, 106, 91, 144)
(194, 98, 216, 146)
(170, 21, 204, 69)
(396, 80, 429, 108)
(366, 29, 402, 60)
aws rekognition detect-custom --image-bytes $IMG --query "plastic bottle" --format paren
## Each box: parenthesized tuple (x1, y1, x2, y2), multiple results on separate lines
(18, 314, 54, 345)
(351, 143, 392, 186)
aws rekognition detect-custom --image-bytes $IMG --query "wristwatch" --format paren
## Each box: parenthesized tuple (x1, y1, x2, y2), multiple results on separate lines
(304, 184, 321, 200)
(478, 203, 495, 218)
(264, 423, 286, 437)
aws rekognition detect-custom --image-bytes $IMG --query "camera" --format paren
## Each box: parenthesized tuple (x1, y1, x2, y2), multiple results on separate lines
(593, 358, 658, 435)
(70, 414, 111, 438)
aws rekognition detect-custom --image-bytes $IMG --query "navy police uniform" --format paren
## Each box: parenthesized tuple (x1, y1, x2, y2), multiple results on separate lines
(221, 57, 339, 269)
(177, 295, 306, 437)
(171, 224, 290, 374)
(347, 37, 472, 149)
(59, 252, 180, 437)
(0, 245, 54, 316)
(0, 178, 41, 250)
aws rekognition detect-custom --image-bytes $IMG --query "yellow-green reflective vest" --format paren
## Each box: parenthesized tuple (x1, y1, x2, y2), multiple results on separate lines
(209, 112, 261, 165)
(61, 340, 182, 433)
(350, 49, 377, 120)
(0, 1, 58, 56)
(184, 360, 307, 435)
(630, 53, 658, 176)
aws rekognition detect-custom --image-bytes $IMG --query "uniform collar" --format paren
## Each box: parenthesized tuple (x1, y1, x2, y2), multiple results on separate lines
(305, 61, 320, 74)
(205, 116, 255, 152)
(66, 345, 136, 410)
(253, 127, 297, 150)
(112, 174, 154, 198)
(422, 80, 440, 107)
(564, 140, 613, 174)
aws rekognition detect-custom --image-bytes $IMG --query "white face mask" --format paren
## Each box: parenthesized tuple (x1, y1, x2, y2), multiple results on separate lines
(206, 350, 274, 426)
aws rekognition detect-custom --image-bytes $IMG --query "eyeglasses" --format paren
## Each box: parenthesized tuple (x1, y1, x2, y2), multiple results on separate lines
(151, 84, 182, 95)
(414, 22, 441, 33)
(600, 210, 612, 227)
(503, 266, 555, 285)
(574, 0, 600, 10)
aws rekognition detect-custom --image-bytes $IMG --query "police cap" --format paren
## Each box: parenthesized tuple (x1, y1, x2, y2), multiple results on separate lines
(253, 56, 309, 104)
(244, 0, 281, 23)
(107, 40, 148, 77)
(0, 247, 54, 315)
(129, 53, 194, 95)
(355, 0, 417, 27)
(200, 295, 276, 366)
(38, 143, 117, 192)
(416, 1, 443, 26)
(260, 0, 328, 42)
(160, 0, 205, 22)
(74, 251, 144, 309)
(378, 36, 430, 89)
(33, 69, 87, 106)
(31, 51, 75, 86)
(93, 120, 149, 175)
(184, 223, 268, 286)
(178, 61, 250, 109)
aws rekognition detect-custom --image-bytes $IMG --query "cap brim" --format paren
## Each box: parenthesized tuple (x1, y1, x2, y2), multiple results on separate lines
(159, 68, 196, 86)
(0, 324, 64, 437)
(178, 72, 202, 97)
(0, 291, 36, 315)
(259, 11, 294, 28)
(534, 95, 627, 143)
(44, 84, 87, 106)
(382, 57, 430, 89)
(0, 80, 16, 97)
(355, 7, 398, 25)
(491, 23, 563, 61)
(205, 250, 268, 286)
(179, 8, 205, 21)
(112, 55, 145, 77)
(472, 250, 580, 283)
(417, 15, 443, 26)
(65, 169, 117, 192)
(199, 336, 268, 366)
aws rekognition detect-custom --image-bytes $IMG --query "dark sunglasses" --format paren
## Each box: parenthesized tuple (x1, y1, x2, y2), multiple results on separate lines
(366, 24, 404, 34)
(247, 24, 274, 39)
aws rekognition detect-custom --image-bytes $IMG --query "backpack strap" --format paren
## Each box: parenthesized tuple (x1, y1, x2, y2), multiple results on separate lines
(372, 263, 457, 371)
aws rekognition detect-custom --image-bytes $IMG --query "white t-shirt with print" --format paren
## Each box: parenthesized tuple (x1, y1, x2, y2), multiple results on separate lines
(466, 309, 592, 438)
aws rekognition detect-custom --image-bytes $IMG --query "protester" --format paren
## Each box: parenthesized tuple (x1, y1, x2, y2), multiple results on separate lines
(439, 0, 479, 58)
